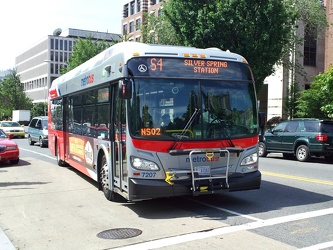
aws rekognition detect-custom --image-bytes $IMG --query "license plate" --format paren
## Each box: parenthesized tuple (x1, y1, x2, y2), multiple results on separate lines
(194, 166, 210, 176)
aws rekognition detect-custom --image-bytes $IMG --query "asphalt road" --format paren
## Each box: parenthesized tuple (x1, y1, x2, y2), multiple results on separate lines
(1, 138, 333, 250)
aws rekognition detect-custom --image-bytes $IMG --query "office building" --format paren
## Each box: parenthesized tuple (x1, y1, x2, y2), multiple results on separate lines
(15, 28, 119, 103)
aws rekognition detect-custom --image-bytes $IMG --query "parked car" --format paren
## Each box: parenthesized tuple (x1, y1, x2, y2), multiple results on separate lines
(0, 129, 19, 164)
(259, 118, 333, 162)
(27, 116, 48, 147)
(0, 121, 25, 138)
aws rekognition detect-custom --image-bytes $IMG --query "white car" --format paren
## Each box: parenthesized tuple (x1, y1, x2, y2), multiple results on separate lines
(0, 121, 25, 138)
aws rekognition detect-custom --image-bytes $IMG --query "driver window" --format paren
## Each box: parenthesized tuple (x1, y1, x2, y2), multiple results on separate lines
(273, 122, 287, 132)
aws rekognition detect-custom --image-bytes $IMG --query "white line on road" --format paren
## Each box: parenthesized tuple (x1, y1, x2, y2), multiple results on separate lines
(186, 197, 264, 222)
(20, 148, 55, 160)
(0, 228, 16, 250)
(298, 241, 333, 250)
(112, 207, 333, 250)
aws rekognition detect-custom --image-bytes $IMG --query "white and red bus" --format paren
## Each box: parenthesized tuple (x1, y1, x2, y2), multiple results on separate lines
(48, 42, 261, 202)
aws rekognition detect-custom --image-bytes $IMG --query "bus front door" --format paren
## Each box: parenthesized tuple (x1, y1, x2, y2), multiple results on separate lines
(113, 98, 128, 196)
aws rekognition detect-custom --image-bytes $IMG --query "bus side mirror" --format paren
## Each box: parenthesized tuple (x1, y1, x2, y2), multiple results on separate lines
(118, 79, 132, 99)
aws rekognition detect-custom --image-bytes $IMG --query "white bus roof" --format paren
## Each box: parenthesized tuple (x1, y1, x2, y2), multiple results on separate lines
(49, 42, 247, 99)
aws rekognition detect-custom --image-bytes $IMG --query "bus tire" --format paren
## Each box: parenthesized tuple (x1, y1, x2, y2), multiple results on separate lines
(56, 142, 66, 166)
(100, 154, 122, 202)
(258, 142, 267, 157)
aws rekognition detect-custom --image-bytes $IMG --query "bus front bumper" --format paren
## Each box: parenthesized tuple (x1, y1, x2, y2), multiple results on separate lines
(127, 170, 261, 201)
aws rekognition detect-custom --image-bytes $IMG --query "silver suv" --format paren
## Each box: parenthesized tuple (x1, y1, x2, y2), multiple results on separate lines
(27, 116, 48, 147)
(259, 118, 333, 162)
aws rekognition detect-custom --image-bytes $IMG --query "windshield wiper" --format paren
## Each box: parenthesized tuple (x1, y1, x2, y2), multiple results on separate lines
(169, 108, 200, 151)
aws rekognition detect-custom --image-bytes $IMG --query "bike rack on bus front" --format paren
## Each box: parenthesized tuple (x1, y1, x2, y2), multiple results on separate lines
(189, 149, 230, 194)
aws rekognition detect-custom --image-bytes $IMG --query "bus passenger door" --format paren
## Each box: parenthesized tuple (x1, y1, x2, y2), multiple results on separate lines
(113, 96, 128, 194)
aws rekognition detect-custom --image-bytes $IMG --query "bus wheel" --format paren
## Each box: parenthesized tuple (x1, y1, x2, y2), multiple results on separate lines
(100, 154, 122, 202)
(56, 142, 65, 166)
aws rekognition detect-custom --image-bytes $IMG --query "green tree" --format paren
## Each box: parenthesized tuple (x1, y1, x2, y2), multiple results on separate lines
(141, 12, 178, 45)
(285, 82, 301, 119)
(60, 36, 111, 74)
(144, 0, 326, 94)
(31, 102, 47, 117)
(161, 0, 297, 93)
(111, 33, 133, 44)
(296, 66, 333, 118)
(0, 69, 33, 118)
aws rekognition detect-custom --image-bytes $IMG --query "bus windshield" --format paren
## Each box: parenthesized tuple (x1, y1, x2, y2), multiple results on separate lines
(128, 78, 258, 140)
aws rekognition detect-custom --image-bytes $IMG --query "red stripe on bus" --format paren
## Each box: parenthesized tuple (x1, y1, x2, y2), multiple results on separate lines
(132, 136, 258, 152)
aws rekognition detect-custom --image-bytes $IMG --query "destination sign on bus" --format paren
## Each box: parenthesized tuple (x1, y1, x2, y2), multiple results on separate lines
(128, 57, 250, 80)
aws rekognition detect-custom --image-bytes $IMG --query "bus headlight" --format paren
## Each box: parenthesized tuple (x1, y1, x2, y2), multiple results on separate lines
(240, 153, 258, 166)
(131, 157, 159, 171)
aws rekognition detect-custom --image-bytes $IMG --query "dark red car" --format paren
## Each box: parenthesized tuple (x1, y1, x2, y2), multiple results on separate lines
(0, 129, 19, 164)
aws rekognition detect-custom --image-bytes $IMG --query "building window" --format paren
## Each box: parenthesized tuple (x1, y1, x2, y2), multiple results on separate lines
(137, 0, 141, 12)
(136, 18, 141, 31)
(151, 0, 156, 5)
(123, 24, 128, 34)
(55, 39, 59, 50)
(130, 1, 135, 15)
(64, 40, 68, 50)
(303, 24, 317, 66)
(51, 39, 54, 49)
(124, 4, 129, 18)
(129, 21, 135, 33)
(60, 40, 63, 50)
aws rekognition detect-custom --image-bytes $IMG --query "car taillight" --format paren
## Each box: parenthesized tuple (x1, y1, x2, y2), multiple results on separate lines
(316, 134, 327, 142)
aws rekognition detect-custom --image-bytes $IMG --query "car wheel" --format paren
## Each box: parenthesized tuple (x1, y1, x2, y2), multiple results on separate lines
(10, 158, 19, 164)
(324, 155, 333, 162)
(283, 153, 294, 159)
(39, 137, 44, 148)
(28, 136, 35, 145)
(258, 142, 267, 157)
(296, 145, 310, 162)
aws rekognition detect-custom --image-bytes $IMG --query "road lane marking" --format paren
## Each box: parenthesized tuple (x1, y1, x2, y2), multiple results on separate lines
(299, 241, 333, 250)
(186, 197, 264, 222)
(0, 228, 15, 250)
(20, 148, 55, 160)
(113, 207, 333, 250)
(261, 171, 333, 186)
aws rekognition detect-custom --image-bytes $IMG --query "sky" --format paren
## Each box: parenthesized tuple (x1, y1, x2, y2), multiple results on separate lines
(0, 0, 124, 70)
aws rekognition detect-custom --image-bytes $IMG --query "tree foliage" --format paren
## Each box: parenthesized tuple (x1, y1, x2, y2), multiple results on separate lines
(141, 0, 326, 94)
(296, 66, 333, 118)
(161, 0, 297, 93)
(285, 82, 301, 119)
(60, 36, 111, 74)
(0, 69, 33, 119)
(31, 102, 47, 117)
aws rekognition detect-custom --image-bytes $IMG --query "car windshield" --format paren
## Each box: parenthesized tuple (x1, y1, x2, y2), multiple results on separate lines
(0, 130, 7, 137)
(1, 122, 20, 127)
(128, 78, 258, 140)
(41, 119, 48, 128)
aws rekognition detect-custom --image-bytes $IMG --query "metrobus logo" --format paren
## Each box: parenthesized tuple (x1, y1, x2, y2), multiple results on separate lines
(81, 74, 95, 86)
(185, 155, 219, 163)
